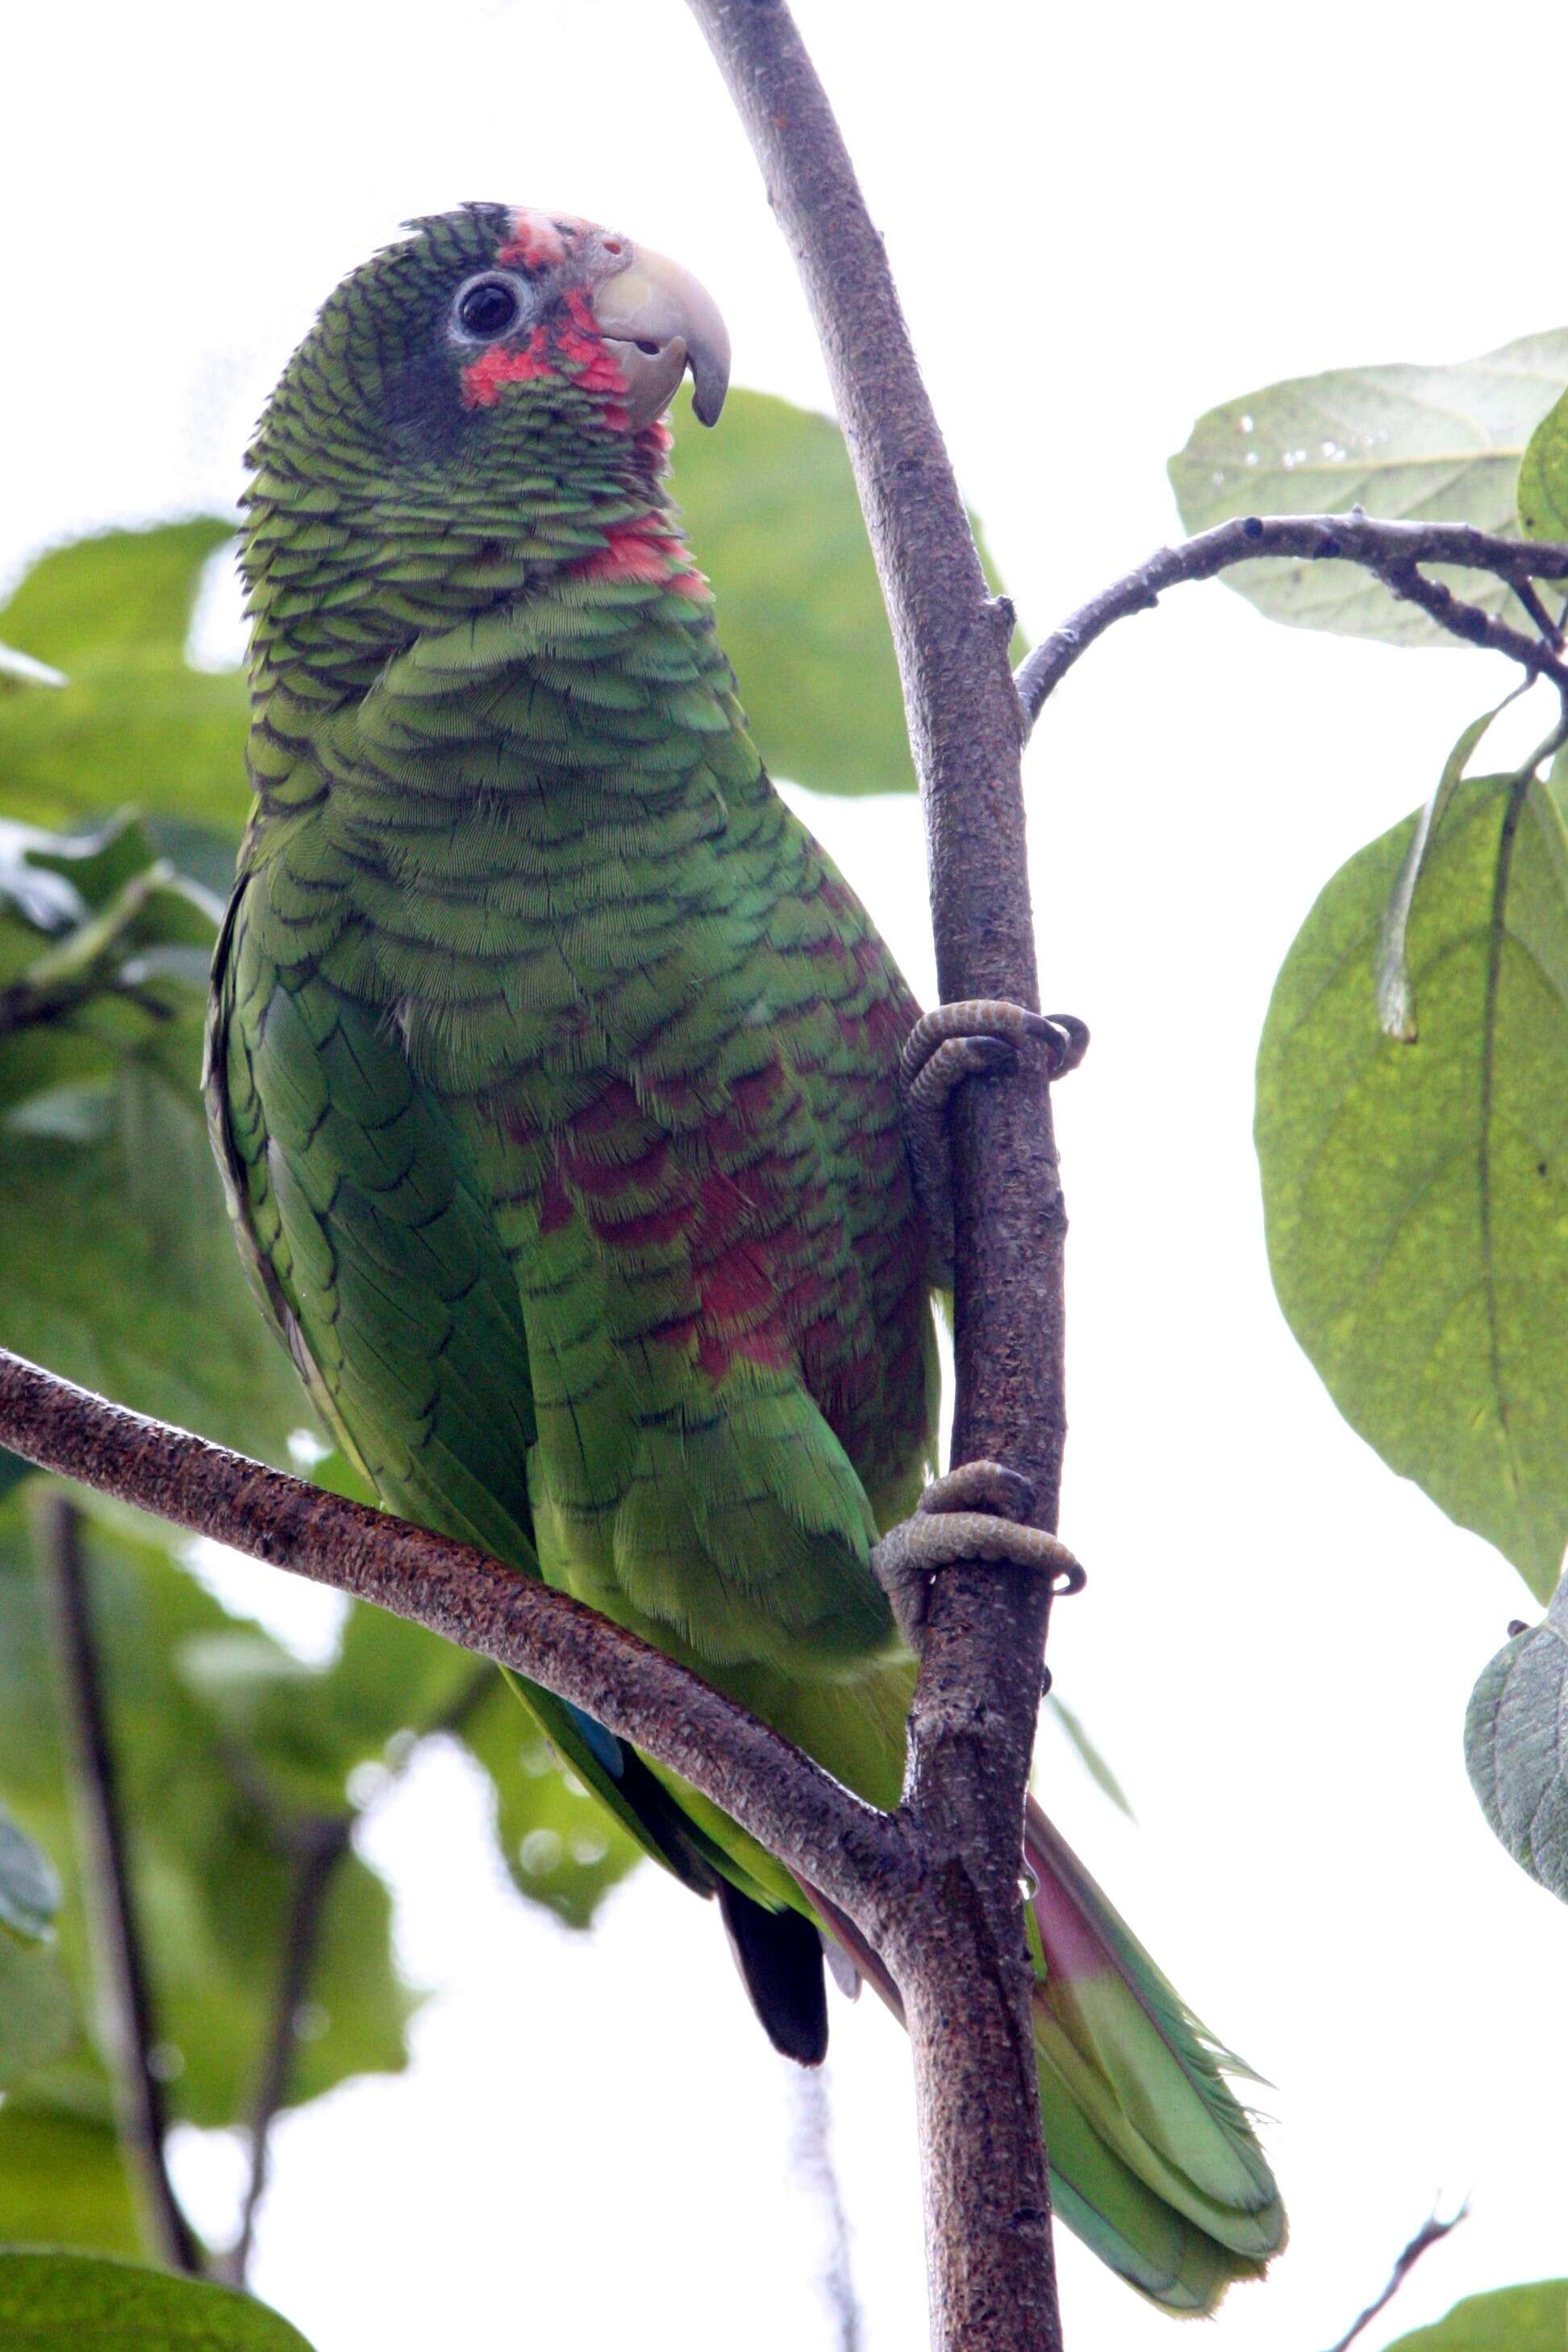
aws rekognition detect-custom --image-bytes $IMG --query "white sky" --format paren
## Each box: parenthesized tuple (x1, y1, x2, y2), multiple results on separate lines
(6, 2, 1568, 2346)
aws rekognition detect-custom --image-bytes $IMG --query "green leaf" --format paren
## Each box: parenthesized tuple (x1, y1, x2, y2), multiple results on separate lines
(1377, 708, 1508, 1043)
(1466, 1576, 1568, 1898)
(460, 1676, 641, 1930)
(1169, 328, 1568, 644)
(0, 1803, 60, 1941)
(0, 1448, 33, 1506)
(1519, 382, 1568, 542)
(0, 2252, 316, 2350)
(0, 2118, 140, 2259)
(0, 815, 219, 1074)
(0, 523, 250, 836)
(670, 388, 1014, 795)
(0, 1057, 309, 1466)
(1384, 2279, 1568, 2349)
(0, 523, 236, 671)
(0, 811, 306, 1466)
(1256, 771, 1568, 1594)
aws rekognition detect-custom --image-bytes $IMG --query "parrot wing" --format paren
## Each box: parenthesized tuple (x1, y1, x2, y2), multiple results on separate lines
(204, 847, 719, 1892)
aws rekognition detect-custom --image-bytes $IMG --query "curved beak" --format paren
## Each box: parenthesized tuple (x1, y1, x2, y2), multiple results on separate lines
(591, 243, 731, 430)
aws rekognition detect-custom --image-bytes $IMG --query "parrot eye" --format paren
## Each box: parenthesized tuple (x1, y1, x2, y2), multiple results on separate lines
(452, 273, 526, 341)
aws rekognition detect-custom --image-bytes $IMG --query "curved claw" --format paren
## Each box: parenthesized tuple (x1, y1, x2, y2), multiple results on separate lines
(871, 1461, 1084, 1656)
(918, 1457, 1037, 1523)
(899, 1003, 1087, 1287)
(905, 1035, 1014, 1120)
(901, 1000, 1090, 1091)
(888, 1512, 1084, 1592)
(1040, 1011, 1091, 1077)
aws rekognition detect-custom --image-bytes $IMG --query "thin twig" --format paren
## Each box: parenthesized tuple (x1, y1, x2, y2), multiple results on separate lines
(1510, 574, 1564, 647)
(225, 1812, 352, 2286)
(1320, 2204, 1467, 2352)
(0, 1349, 909, 1937)
(223, 1663, 494, 2284)
(33, 1491, 203, 2275)
(1015, 512, 1568, 731)
(791, 2066, 863, 2352)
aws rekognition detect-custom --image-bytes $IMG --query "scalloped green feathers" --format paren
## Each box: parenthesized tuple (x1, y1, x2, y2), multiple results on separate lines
(206, 204, 1283, 2309)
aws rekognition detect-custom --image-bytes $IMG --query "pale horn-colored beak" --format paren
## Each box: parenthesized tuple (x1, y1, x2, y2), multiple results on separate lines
(591, 244, 731, 430)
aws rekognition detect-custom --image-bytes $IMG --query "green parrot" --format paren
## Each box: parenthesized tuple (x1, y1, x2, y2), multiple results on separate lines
(204, 202, 1285, 2311)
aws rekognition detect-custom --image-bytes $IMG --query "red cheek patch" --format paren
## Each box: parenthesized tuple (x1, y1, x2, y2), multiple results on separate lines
(461, 328, 554, 408)
(558, 290, 629, 403)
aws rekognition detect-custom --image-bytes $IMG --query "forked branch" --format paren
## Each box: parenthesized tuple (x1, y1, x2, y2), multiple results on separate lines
(1018, 511, 1568, 729)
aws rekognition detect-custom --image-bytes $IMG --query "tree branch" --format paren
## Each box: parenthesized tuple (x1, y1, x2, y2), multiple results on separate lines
(33, 1491, 203, 2275)
(224, 1811, 351, 2288)
(790, 2067, 863, 2352)
(686, 7, 1069, 2347)
(223, 1665, 493, 2285)
(1015, 512, 1568, 730)
(1319, 2204, 1467, 2352)
(0, 1348, 908, 1936)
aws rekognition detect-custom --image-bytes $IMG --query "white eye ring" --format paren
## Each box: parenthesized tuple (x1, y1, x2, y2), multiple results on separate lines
(450, 271, 532, 344)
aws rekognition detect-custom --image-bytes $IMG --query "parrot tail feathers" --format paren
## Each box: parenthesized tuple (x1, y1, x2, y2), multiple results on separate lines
(1024, 1799, 1287, 2313)
(717, 1882, 829, 2065)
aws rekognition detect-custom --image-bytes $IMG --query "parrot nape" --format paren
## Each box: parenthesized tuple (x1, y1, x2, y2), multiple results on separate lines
(204, 202, 1285, 2311)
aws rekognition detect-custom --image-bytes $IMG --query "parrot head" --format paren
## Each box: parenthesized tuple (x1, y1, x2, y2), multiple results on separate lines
(244, 205, 731, 675)
(255, 202, 729, 486)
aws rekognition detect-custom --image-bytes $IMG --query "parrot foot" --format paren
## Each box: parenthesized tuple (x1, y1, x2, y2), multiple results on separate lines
(901, 1002, 1088, 1284)
(871, 1459, 1084, 1658)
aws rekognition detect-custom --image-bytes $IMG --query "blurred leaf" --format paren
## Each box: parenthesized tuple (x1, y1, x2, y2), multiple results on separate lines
(187, 1580, 639, 1927)
(0, 813, 217, 1054)
(1385, 2279, 1568, 2349)
(0, 1935, 75, 2090)
(0, 523, 236, 671)
(146, 819, 248, 907)
(0, 1498, 415, 2133)
(0, 811, 307, 1467)
(0, 2252, 316, 2349)
(0, 1803, 59, 1941)
(671, 387, 1015, 795)
(1042, 1695, 1133, 1819)
(0, 2117, 140, 2258)
(311, 1601, 481, 1768)
(1256, 772, 1568, 1594)
(1466, 1577, 1568, 1898)
(1170, 328, 1568, 644)
(460, 1676, 641, 1930)
(0, 523, 250, 836)
(183, 1599, 466, 1817)
(0, 1059, 309, 1466)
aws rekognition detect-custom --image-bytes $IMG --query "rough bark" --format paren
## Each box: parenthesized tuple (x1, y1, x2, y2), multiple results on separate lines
(0, 1348, 909, 1937)
(685, 7, 1070, 2344)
